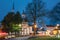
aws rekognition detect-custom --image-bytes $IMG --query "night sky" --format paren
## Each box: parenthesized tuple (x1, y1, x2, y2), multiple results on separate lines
(0, 0, 60, 22)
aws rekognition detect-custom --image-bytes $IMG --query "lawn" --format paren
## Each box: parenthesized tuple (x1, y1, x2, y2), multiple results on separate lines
(28, 37, 60, 40)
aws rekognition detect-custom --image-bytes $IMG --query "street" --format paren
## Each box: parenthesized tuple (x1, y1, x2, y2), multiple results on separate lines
(7, 36, 30, 40)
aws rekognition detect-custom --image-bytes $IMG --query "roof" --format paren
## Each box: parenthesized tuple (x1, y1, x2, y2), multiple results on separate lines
(46, 25, 55, 27)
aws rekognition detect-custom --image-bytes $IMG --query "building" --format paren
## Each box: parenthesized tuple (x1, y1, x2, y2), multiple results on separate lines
(37, 25, 56, 36)
(21, 13, 33, 36)
(37, 24, 60, 37)
(21, 21, 60, 36)
(21, 21, 33, 36)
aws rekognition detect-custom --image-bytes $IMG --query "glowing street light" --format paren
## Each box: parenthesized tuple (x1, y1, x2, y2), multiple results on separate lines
(33, 23, 37, 35)
(34, 24, 37, 28)
(55, 24, 59, 28)
(19, 24, 21, 27)
(57, 24, 60, 26)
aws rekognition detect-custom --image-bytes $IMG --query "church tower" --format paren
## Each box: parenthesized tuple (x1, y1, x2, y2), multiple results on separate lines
(11, 1, 14, 12)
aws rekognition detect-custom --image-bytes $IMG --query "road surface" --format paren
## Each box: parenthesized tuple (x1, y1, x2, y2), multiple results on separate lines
(7, 36, 30, 40)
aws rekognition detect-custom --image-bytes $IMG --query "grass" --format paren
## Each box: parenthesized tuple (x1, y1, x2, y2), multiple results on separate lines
(28, 37, 60, 40)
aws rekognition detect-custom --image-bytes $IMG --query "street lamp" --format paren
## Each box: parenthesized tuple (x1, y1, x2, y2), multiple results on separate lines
(19, 24, 22, 36)
(55, 24, 60, 38)
(33, 23, 37, 35)
(19, 24, 21, 27)
(34, 24, 37, 28)
(57, 24, 60, 26)
(19, 24, 22, 31)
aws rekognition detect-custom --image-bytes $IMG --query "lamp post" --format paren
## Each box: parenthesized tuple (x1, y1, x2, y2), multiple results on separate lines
(19, 24, 22, 36)
(33, 23, 37, 36)
(55, 24, 59, 38)
(19, 24, 21, 27)
(31, 9, 37, 36)
(19, 24, 21, 31)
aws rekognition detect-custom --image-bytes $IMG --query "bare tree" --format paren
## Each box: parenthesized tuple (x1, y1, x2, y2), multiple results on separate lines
(24, 0, 47, 35)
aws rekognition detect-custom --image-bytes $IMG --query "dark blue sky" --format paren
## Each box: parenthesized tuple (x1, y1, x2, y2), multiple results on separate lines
(0, 0, 60, 21)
